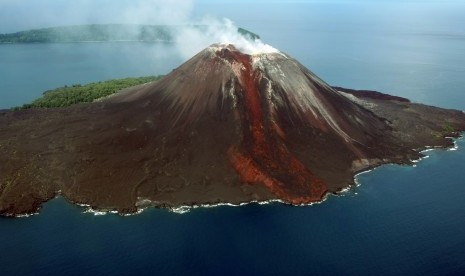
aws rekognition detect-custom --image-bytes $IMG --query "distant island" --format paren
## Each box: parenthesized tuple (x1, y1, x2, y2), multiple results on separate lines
(0, 24, 260, 43)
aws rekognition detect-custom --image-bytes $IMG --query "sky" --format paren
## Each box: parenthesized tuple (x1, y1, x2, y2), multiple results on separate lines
(0, 0, 194, 33)
(1, 0, 464, 33)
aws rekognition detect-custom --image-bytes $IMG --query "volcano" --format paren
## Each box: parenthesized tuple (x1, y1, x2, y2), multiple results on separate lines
(1, 44, 465, 216)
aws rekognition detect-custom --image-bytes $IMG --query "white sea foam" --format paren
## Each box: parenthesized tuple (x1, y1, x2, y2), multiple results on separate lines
(354, 168, 374, 177)
(412, 154, 430, 163)
(168, 199, 284, 214)
(336, 186, 351, 194)
(120, 208, 147, 217)
(84, 209, 107, 216)
(165, 197, 336, 214)
(10, 212, 39, 218)
(448, 141, 459, 151)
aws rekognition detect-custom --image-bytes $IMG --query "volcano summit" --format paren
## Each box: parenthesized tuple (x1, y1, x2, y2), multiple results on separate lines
(1, 44, 465, 216)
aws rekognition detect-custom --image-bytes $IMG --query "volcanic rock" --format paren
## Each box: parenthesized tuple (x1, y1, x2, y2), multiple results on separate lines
(1, 44, 464, 216)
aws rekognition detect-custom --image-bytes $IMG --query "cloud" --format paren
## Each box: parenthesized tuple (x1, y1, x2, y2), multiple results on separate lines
(116, 0, 194, 25)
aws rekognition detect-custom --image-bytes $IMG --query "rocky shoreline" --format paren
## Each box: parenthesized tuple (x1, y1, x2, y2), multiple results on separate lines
(2, 131, 463, 219)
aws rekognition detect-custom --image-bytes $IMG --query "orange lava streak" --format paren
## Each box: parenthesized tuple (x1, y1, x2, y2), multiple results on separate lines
(227, 50, 327, 203)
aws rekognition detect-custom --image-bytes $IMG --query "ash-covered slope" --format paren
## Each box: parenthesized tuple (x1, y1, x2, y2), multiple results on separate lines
(106, 44, 393, 202)
(107, 44, 399, 196)
(110, 44, 386, 141)
(1, 44, 464, 216)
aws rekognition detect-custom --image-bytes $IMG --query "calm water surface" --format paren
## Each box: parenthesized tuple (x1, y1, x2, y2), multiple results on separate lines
(1, 2, 465, 275)
(1, 140, 464, 275)
(0, 42, 182, 109)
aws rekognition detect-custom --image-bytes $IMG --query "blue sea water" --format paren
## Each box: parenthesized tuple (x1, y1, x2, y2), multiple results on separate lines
(0, 42, 182, 109)
(1, 1, 465, 275)
(1, 141, 465, 275)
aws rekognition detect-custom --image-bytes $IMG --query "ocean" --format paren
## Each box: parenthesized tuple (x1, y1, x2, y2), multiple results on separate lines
(1, 2, 465, 275)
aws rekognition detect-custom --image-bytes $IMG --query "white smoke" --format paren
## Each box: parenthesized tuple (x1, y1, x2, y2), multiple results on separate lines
(174, 18, 278, 59)
(0, 0, 278, 59)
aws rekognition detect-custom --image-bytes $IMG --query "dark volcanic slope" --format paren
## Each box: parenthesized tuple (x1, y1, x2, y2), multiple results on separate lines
(1, 44, 465, 216)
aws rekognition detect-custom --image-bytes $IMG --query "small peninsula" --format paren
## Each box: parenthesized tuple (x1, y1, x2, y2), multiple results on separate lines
(1, 44, 464, 217)
(13, 76, 163, 110)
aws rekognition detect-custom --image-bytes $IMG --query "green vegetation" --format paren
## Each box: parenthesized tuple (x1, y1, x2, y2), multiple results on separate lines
(14, 75, 163, 110)
(0, 24, 260, 43)
(442, 124, 455, 133)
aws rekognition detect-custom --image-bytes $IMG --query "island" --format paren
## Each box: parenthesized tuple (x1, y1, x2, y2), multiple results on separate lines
(1, 44, 464, 217)
(0, 24, 259, 43)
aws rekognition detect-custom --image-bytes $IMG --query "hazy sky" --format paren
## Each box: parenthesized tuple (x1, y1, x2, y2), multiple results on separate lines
(0, 0, 196, 33)
(1, 0, 464, 33)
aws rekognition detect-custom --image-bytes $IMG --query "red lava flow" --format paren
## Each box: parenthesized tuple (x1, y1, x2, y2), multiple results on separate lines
(227, 50, 327, 204)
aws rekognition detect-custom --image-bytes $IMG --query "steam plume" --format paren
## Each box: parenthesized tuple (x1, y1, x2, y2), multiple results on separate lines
(174, 18, 278, 59)
(0, 0, 278, 59)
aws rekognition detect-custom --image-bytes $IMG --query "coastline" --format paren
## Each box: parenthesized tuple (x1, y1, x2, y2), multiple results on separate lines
(339, 133, 463, 199)
(3, 133, 462, 219)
